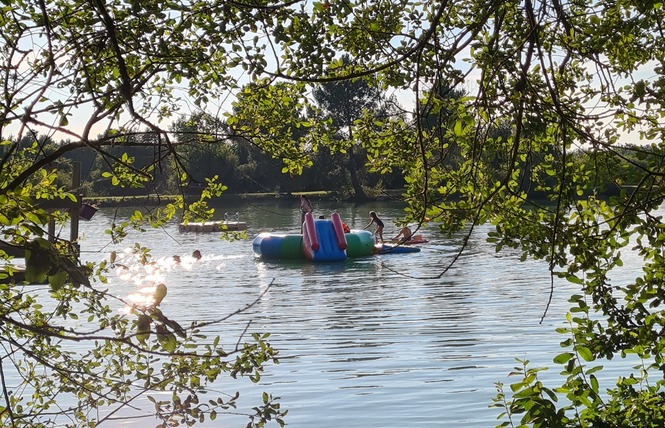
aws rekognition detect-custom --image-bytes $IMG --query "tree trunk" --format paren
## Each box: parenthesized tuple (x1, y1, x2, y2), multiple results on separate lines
(347, 145, 367, 200)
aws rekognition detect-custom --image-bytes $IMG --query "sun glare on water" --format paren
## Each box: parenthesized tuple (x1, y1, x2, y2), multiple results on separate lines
(112, 247, 225, 314)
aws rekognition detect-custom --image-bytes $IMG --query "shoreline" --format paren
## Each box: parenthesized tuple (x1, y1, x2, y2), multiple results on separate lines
(83, 189, 407, 207)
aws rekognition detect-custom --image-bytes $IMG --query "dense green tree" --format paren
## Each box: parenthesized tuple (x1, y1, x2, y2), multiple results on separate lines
(312, 55, 387, 199)
(309, 92, 406, 197)
(226, 80, 332, 194)
(170, 112, 239, 191)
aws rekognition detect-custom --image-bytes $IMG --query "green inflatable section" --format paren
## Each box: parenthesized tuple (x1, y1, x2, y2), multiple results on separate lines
(345, 230, 376, 257)
(253, 230, 375, 260)
(280, 235, 303, 259)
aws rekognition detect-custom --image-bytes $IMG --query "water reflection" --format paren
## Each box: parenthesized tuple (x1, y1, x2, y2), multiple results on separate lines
(72, 201, 642, 428)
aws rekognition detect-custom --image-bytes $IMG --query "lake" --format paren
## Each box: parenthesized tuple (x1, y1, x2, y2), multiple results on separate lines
(74, 199, 640, 427)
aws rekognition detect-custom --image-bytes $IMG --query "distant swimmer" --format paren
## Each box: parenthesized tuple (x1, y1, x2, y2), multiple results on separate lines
(192, 250, 202, 260)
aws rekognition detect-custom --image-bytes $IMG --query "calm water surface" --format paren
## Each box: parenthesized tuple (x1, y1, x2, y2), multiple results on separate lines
(75, 200, 640, 427)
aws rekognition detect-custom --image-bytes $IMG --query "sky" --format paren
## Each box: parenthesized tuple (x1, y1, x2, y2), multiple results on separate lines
(2, 2, 657, 148)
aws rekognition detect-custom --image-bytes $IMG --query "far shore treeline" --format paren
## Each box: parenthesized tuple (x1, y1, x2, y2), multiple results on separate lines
(0, 62, 650, 207)
(0, 62, 652, 206)
(0, 129, 648, 205)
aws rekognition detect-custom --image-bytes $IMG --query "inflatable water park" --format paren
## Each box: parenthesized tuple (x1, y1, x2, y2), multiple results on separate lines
(252, 212, 422, 262)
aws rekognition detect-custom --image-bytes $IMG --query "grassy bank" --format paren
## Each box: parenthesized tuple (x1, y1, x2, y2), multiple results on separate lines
(83, 190, 404, 207)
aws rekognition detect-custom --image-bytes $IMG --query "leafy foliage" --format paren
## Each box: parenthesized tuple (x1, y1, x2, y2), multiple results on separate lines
(311, 54, 402, 199)
(4, 0, 665, 426)
(1, 1, 291, 425)
(0, 166, 284, 427)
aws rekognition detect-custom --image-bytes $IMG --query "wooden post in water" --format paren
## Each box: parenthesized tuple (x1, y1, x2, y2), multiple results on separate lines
(48, 212, 56, 243)
(70, 162, 81, 252)
(45, 162, 82, 249)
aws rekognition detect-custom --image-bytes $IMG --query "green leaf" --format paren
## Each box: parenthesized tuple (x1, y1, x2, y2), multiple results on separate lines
(137, 314, 151, 344)
(453, 120, 463, 136)
(553, 352, 573, 364)
(566, 275, 584, 285)
(576, 346, 594, 362)
(153, 283, 167, 306)
(48, 270, 68, 291)
(156, 324, 177, 353)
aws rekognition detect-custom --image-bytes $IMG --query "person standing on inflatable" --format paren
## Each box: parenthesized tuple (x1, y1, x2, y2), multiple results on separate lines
(299, 195, 313, 231)
(364, 211, 385, 243)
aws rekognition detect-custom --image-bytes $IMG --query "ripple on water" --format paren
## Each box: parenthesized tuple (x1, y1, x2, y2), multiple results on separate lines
(73, 204, 645, 428)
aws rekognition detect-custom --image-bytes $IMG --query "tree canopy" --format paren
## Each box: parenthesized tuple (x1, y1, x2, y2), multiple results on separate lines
(3, 0, 665, 426)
